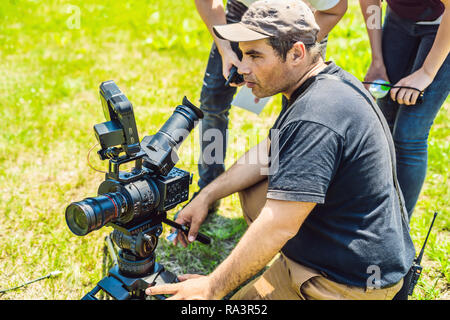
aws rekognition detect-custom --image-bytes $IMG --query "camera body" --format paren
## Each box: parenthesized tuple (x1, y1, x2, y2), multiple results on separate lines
(65, 80, 203, 251)
(95, 165, 191, 232)
(65, 81, 210, 299)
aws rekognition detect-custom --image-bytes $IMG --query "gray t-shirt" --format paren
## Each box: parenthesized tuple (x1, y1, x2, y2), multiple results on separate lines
(267, 62, 415, 288)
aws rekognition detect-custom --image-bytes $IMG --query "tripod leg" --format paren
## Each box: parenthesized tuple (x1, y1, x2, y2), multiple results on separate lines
(99, 234, 119, 300)
(100, 241, 108, 300)
(82, 285, 102, 300)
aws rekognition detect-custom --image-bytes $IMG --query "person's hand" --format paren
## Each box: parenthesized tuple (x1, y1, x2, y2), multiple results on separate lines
(146, 274, 217, 300)
(172, 193, 210, 247)
(363, 59, 390, 91)
(390, 67, 432, 105)
(220, 48, 258, 102)
(218, 45, 244, 87)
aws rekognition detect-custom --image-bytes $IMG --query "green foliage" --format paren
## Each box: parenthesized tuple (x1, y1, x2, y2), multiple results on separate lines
(0, 1, 448, 300)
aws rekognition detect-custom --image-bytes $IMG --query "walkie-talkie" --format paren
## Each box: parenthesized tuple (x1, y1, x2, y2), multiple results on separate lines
(225, 65, 244, 86)
(407, 211, 438, 296)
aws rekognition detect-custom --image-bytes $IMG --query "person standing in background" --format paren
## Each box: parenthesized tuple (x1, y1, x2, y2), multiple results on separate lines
(359, 0, 450, 219)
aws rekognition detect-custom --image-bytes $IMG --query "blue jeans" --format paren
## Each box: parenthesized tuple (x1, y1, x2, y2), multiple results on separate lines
(378, 8, 450, 218)
(197, 41, 242, 189)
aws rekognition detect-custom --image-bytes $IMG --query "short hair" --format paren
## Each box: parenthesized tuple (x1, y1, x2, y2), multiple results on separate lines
(266, 37, 321, 63)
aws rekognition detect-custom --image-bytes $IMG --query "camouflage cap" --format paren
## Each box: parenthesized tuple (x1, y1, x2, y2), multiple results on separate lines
(213, 0, 320, 44)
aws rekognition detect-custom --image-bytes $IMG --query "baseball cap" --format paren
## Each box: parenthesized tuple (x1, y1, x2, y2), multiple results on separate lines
(213, 0, 320, 44)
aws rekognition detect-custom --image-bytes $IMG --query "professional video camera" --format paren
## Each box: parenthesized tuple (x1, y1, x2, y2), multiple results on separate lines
(65, 80, 210, 300)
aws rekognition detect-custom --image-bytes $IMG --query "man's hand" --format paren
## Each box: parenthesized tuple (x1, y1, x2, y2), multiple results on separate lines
(172, 193, 211, 247)
(146, 274, 217, 300)
(390, 67, 432, 105)
(170, 138, 270, 248)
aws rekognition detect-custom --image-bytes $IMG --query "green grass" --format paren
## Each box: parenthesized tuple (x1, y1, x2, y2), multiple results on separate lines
(0, 0, 448, 300)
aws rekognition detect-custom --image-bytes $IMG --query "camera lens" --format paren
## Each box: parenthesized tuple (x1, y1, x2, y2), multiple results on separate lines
(67, 204, 90, 235)
(65, 193, 124, 236)
(65, 179, 159, 236)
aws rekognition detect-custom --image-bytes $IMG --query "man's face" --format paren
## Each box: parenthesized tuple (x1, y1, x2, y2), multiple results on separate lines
(238, 39, 292, 98)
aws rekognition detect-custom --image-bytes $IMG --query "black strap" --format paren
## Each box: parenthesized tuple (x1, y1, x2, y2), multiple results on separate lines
(315, 74, 410, 227)
(362, 81, 424, 94)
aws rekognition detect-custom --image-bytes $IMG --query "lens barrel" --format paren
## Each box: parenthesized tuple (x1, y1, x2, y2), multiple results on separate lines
(65, 179, 159, 236)
(65, 192, 125, 236)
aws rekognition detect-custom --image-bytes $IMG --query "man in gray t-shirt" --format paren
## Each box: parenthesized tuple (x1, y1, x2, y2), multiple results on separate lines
(193, 0, 348, 211)
(147, 1, 415, 300)
(268, 61, 415, 288)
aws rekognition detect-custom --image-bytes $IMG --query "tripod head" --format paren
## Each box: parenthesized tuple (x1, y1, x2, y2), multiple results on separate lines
(80, 209, 210, 300)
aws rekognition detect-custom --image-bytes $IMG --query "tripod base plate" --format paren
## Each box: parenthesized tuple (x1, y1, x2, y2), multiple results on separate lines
(82, 263, 178, 300)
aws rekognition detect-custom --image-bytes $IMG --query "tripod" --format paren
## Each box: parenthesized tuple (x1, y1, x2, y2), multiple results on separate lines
(81, 213, 210, 300)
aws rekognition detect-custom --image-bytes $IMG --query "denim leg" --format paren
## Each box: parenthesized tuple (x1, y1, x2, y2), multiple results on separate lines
(377, 10, 450, 217)
(198, 42, 240, 189)
(392, 43, 450, 218)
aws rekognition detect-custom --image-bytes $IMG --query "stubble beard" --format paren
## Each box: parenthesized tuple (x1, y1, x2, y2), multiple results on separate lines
(250, 73, 292, 98)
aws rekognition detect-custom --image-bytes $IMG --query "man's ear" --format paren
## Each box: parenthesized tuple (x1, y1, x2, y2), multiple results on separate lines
(289, 42, 306, 65)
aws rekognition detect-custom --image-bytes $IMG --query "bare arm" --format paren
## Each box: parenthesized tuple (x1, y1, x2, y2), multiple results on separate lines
(359, 0, 389, 88)
(194, 0, 229, 52)
(174, 138, 270, 245)
(208, 199, 315, 299)
(421, 0, 450, 79)
(147, 198, 316, 299)
(360, 0, 450, 104)
(390, 0, 450, 104)
(194, 0, 241, 79)
(201, 138, 269, 205)
(315, 0, 348, 42)
(359, 0, 384, 64)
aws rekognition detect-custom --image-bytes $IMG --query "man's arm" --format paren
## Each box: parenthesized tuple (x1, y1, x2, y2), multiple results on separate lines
(194, 0, 241, 79)
(315, 0, 348, 42)
(147, 198, 316, 299)
(208, 199, 316, 299)
(201, 138, 269, 206)
(174, 138, 270, 246)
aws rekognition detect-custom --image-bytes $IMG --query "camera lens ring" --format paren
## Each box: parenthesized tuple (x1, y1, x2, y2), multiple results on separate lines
(65, 202, 95, 236)
(65, 193, 124, 236)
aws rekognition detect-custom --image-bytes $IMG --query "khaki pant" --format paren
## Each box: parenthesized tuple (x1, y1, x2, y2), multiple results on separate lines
(231, 179, 403, 300)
